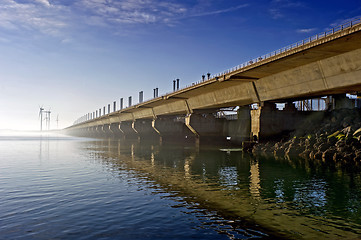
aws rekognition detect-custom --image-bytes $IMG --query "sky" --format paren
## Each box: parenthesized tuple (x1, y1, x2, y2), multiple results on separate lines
(0, 0, 361, 130)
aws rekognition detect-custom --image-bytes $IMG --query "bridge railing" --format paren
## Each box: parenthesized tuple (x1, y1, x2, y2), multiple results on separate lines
(210, 17, 361, 80)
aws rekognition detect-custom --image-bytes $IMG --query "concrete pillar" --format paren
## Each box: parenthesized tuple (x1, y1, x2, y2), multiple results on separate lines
(284, 101, 297, 112)
(118, 123, 125, 137)
(152, 118, 162, 143)
(185, 114, 199, 139)
(119, 121, 138, 139)
(333, 94, 354, 109)
(227, 106, 251, 144)
(251, 102, 277, 141)
(133, 119, 161, 140)
(251, 102, 312, 141)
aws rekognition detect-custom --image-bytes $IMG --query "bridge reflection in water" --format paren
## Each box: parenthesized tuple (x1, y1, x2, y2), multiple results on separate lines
(80, 139, 361, 239)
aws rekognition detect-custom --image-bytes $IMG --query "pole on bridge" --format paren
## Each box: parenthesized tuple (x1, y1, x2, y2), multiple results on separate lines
(139, 91, 143, 103)
(176, 79, 179, 90)
(103, 106, 106, 116)
(108, 104, 110, 114)
(120, 98, 123, 110)
(113, 101, 116, 112)
(173, 80, 176, 91)
(129, 96, 132, 107)
(156, 88, 158, 97)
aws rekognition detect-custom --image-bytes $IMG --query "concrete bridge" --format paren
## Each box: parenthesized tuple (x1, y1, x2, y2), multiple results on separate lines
(66, 18, 361, 144)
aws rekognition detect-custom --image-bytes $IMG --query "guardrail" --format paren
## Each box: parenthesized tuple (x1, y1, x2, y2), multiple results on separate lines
(212, 17, 361, 79)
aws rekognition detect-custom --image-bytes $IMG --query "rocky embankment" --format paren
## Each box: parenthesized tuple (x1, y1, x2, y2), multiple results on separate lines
(252, 108, 361, 164)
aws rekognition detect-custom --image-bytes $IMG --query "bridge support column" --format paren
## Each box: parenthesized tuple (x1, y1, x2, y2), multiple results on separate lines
(106, 124, 114, 138)
(95, 125, 102, 137)
(227, 106, 251, 144)
(251, 102, 309, 141)
(188, 113, 229, 144)
(119, 121, 139, 139)
(109, 123, 125, 139)
(131, 121, 140, 141)
(154, 116, 193, 141)
(133, 119, 161, 141)
(152, 118, 162, 144)
(90, 126, 96, 138)
(333, 94, 355, 109)
(99, 124, 112, 138)
(185, 113, 200, 145)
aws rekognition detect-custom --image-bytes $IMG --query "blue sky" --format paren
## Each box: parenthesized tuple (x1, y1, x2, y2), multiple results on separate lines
(0, 0, 360, 130)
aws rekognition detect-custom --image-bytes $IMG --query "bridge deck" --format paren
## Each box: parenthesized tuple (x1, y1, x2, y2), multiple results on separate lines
(70, 18, 361, 129)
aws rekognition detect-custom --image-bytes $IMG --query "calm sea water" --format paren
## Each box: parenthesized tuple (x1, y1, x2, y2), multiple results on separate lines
(1, 132, 361, 239)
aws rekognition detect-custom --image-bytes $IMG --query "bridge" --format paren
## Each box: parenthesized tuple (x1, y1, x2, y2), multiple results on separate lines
(66, 17, 361, 143)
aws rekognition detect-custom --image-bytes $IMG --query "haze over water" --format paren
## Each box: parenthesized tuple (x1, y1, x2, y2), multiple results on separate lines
(1, 132, 361, 239)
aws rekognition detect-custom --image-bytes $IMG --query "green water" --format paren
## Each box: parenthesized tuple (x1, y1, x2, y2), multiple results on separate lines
(92, 139, 361, 239)
(1, 133, 361, 239)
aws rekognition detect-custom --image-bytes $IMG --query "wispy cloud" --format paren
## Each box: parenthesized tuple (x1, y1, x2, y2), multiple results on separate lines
(186, 4, 249, 18)
(0, 0, 249, 39)
(296, 28, 317, 33)
(74, 0, 188, 26)
(0, 0, 68, 36)
(34, 0, 51, 7)
(268, 0, 303, 19)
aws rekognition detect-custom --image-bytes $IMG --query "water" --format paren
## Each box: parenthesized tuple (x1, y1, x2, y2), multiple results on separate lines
(1, 133, 361, 239)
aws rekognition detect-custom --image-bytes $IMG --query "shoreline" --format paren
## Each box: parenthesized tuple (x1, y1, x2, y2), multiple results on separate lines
(250, 108, 361, 167)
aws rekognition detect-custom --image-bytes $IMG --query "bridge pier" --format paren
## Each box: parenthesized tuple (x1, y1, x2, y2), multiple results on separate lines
(119, 121, 139, 140)
(154, 115, 193, 141)
(134, 119, 161, 141)
(103, 124, 114, 138)
(188, 112, 227, 144)
(251, 102, 303, 141)
(333, 94, 355, 109)
(109, 123, 125, 139)
(227, 106, 251, 144)
(90, 126, 97, 138)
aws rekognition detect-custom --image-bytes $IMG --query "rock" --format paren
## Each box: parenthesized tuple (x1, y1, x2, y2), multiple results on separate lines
(314, 151, 322, 160)
(285, 143, 302, 156)
(309, 151, 315, 160)
(299, 149, 311, 159)
(322, 148, 336, 162)
(273, 148, 285, 156)
(333, 152, 343, 162)
(327, 137, 337, 146)
(318, 143, 330, 152)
